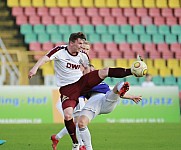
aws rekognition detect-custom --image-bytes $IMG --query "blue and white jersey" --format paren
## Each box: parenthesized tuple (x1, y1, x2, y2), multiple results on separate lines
(90, 82, 110, 94)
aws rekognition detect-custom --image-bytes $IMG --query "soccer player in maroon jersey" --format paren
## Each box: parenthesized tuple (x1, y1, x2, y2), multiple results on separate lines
(29, 32, 142, 150)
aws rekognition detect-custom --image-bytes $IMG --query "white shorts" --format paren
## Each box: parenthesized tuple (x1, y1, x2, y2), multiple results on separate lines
(80, 90, 120, 121)
(56, 97, 86, 118)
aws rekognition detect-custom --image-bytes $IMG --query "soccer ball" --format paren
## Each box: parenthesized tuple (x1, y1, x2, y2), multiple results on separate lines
(131, 61, 148, 77)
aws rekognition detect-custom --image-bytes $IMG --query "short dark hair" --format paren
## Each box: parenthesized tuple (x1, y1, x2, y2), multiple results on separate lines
(69, 32, 86, 42)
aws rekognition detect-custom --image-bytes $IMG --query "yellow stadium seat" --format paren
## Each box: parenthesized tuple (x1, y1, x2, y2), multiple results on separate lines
(159, 67, 172, 77)
(106, 0, 118, 8)
(128, 58, 137, 67)
(70, 0, 81, 7)
(119, 0, 131, 8)
(95, 0, 106, 8)
(90, 58, 103, 69)
(32, 0, 44, 7)
(57, 0, 69, 7)
(115, 59, 129, 68)
(144, 0, 156, 8)
(82, 0, 94, 7)
(172, 67, 181, 77)
(19, 0, 31, 7)
(154, 59, 166, 69)
(41, 62, 54, 76)
(103, 59, 115, 68)
(45, 0, 57, 7)
(147, 67, 159, 76)
(156, 0, 168, 8)
(145, 59, 154, 69)
(168, 0, 180, 8)
(131, 0, 143, 8)
(167, 59, 179, 69)
(7, 0, 19, 7)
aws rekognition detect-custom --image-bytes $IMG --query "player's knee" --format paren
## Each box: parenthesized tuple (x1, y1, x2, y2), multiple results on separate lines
(78, 117, 88, 128)
(64, 113, 73, 121)
(98, 68, 109, 79)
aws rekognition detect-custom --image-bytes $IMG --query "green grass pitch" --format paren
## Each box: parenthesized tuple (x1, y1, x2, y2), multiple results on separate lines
(0, 123, 181, 150)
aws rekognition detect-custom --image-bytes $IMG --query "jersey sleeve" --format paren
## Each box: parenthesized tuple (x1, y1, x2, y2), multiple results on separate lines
(80, 53, 90, 68)
(46, 46, 62, 60)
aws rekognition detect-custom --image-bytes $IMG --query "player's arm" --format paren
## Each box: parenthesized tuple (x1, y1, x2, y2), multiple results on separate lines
(122, 94, 142, 104)
(28, 55, 50, 79)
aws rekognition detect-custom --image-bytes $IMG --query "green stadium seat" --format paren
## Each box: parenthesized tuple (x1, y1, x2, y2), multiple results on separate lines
(177, 77, 181, 85)
(108, 25, 120, 34)
(120, 25, 132, 35)
(127, 34, 139, 43)
(33, 25, 45, 34)
(103, 77, 114, 86)
(146, 25, 158, 35)
(63, 34, 70, 42)
(165, 34, 177, 44)
(25, 33, 37, 44)
(46, 25, 58, 34)
(140, 34, 152, 43)
(70, 25, 82, 33)
(138, 77, 146, 85)
(95, 25, 107, 34)
(158, 25, 170, 35)
(114, 34, 126, 43)
(82, 25, 95, 34)
(88, 34, 101, 43)
(112, 78, 125, 85)
(133, 25, 145, 35)
(170, 25, 181, 35)
(50, 33, 62, 43)
(178, 35, 181, 43)
(101, 34, 113, 43)
(152, 75, 164, 85)
(125, 76, 139, 85)
(58, 25, 70, 34)
(38, 33, 50, 43)
(164, 76, 177, 85)
(20, 24, 32, 35)
(152, 34, 164, 43)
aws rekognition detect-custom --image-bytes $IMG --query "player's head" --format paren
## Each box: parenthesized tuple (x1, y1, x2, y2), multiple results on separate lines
(68, 32, 87, 53)
(81, 41, 91, 55)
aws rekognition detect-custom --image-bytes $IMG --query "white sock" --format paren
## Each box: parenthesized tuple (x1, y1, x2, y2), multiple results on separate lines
(76, 124, 84, 146)
(56, 127, 68, 140)
(117, 82, 124, 92)
(79, 126, 93, 150)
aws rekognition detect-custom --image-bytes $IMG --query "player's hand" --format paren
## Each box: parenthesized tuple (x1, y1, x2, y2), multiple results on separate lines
(132, 95, 142, 104)
(28, 69, 37, 79)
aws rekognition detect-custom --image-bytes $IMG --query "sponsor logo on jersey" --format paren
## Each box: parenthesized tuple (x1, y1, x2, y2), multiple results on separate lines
(66, 63, 80, 69)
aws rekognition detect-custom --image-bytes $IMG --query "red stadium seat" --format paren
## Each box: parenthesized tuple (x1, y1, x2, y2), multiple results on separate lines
(149, 8, 161, 17)
(24, 7, 36, 16)
(153, 16, 166, 26)
(89, 50, 97, 59)
(65, 16, 78, 25)
(29, 42, 41, 51)
(144, 43, 157, 53)
(49, 7, 61, 16)
(110, 50, 122, 59)
(54, 16, 66, 25)
(87, 8, 99, 17)
(61, 8, 73, 17)
(166, 16, 178, 25)
(37, 7, 49, 17)
(103, 16, 115, 25)
(170, 43, 181, 53)
(119, 43, 131, 51)
(161, 8, 173, 17)
(12, 7, 24, 17)
(141, 16, 153, 25)
(105, 43, 118, 52)
(179, 17, 181, 25)
(29, 15, 41, 25)
(157, 43, 169, 52)
(115, 16, 128, 25)
(99, 8, 111, 17)
(149, 50, 161, 59)
(97, 51, 110, 58)
(78, 16, 91, 25)
(111, 8, 124, 17)
(16, 15, 28, 25)
(91, 16, 103, 25)
(123, 8, 136, 17)
(74, 8, 86, 17)
(128, 17, 140, 25)
(174, 50, 181, 59)
(161, 50, 174, 59)
(131, 43, 143, 51)
(92, 43, 105, 52)
(174, 8, 181, 17)
(42, 15, 54, 25)
(42, 42, 54, 51)
(136, 8, 148, 17)
(123, 50, 135, 59)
